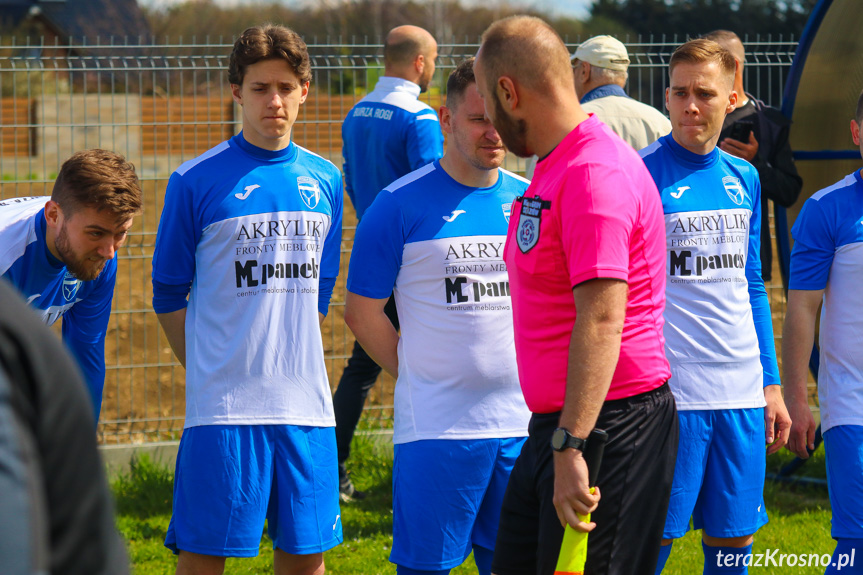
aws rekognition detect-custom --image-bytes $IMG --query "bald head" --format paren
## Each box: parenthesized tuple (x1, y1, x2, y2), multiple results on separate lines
(384, 25, 436, 68)
(476, 16, 574, 99)
(703, 30, 745, 65)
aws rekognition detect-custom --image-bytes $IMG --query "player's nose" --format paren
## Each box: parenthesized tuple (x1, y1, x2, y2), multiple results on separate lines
(98, 238, 116, 259)
(269, 91, 283, 108)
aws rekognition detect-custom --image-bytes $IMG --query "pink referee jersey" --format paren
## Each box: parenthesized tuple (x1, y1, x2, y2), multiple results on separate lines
(504, 115, 670, 413)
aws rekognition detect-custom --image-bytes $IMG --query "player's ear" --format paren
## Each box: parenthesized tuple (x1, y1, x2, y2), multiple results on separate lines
(230, 83, 243, 106)
(439, 105, 453, 134)
(665, 87, 670, 111)
(727, 89, 738, 114)
(43, 200, 63, 230)
(299, 81, 310, 105)
(851, 119, 861, 147)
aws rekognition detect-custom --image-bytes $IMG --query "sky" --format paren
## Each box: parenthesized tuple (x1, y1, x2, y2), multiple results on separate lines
(467, 0, 592, 19)
(139, 0, 594, 20)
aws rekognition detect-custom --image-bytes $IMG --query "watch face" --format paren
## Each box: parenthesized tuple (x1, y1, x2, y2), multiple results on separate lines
(551, 428, 566, 451)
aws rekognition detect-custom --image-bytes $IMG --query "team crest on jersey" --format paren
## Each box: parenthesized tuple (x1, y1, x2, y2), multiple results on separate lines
(62, 272, 81, 301)
(723, 176, 745, 206)
(297, 176, 321, 209)
(516, 196, 551, 253)
(502, 202, 512, 224)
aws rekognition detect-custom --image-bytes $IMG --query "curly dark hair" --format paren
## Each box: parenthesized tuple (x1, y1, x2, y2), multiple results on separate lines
(228, 24, 311, 86)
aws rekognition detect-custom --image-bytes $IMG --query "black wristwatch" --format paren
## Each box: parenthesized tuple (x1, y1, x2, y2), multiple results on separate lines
(551, 427, 587, 453)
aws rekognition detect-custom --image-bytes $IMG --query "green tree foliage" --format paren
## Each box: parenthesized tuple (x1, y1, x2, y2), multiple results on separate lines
(589, 0, 818, 39)
(144, 0, 555, 44)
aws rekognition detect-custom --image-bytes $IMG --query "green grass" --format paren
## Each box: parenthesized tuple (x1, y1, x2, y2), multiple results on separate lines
(115, 442, 836, 574)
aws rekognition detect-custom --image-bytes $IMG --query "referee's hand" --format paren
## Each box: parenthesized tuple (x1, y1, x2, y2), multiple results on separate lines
(553, 449, 600, 532)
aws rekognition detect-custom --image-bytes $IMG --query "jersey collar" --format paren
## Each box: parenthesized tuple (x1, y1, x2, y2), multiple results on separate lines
(580, 84, 628, 104)
(374, 76, 421, 99)
(232, 134, 298, 163)
(663, 133, 721, 169)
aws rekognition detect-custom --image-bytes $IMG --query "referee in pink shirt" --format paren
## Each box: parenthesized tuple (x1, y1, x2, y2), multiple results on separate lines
(475, 17, 678, 575)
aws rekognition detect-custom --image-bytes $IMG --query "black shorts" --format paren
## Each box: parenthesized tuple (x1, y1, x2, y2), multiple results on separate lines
(491, 382, 678, 575)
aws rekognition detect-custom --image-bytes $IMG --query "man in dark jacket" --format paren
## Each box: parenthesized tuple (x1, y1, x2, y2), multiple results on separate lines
(706, 30, 803, 282)
(0, 279, 129, 575)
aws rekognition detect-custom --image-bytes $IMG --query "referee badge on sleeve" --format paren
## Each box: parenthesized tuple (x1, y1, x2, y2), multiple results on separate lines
(516, 195, 551, 253)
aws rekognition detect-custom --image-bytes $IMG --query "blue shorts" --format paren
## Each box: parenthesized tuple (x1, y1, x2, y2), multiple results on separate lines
(825, 425, 863, 539)
(391, 437, 526, 570)
(664, 408, 768, 539)
(165, 424, 342, 557)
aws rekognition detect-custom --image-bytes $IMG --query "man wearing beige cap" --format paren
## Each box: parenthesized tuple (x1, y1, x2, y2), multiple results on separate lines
(572, 35, 670, 149)
(526, 35, 670, 177)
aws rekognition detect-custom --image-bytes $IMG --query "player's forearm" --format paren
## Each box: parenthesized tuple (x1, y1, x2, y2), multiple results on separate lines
(344, 292, 398, 377)
(781, 291, 820, 407)
(558, 280, 627, 438)
(750, 285, 781, 386)
(156, 309, 187, 369)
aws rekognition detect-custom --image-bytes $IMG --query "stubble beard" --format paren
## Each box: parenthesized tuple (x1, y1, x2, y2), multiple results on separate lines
(55, 223, 106, 281)
(492, 94, 530, 158)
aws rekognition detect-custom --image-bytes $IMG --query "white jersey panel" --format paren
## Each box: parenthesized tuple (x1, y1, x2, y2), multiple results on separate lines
(0, 196, 41, 275)
(790, 172, 863, 432)
(184, 209, 333, 427)
(820, 242, 863, 431)
(393, 234, 528, 443)
(348, 162, 530, 444)
(664, 208, 765, 409)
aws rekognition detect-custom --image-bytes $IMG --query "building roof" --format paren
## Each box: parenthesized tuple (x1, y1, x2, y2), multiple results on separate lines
(0, 0, 151, 43)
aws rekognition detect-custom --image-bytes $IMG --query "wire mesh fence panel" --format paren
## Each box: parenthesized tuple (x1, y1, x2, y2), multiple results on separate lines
(0, 36, 801, 444)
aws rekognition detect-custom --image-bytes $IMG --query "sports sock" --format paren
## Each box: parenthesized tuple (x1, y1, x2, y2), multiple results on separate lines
(396, 566, 450, 575)
(702, 542, 752, 574)
(655, 541, 673, 574)
(825, 539, 863, 574)
(472, 545, 493, 575)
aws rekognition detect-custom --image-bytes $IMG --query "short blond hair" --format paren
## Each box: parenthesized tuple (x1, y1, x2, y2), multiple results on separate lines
(479, 16, 572, 97)
(669, 38, 736, 83)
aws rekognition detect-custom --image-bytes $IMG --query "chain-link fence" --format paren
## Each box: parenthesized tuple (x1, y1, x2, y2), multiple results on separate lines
(0, 36, 800, 444)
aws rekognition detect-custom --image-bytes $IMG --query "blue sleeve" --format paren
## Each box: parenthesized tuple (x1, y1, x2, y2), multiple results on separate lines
(341, 124, 355, 209)
(318, 172, 343, 316)
(406, 112, 443, 171)
(62, 258, 116, 417)
(744, 178, 780, 387)
(152, 279, 192, 313)
(789, 198, 834, 291)
(152, 172, 199, 288)
(347, 191, 405, 299)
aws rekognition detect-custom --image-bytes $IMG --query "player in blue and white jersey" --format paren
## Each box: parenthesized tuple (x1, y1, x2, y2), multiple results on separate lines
(151, 25, 343, 575)
(345, 59, 530, 575)
(0, 150, 142, 419)
(335, 25, 444, 500)
(784, 89, 863, 575)
(641, 40, 790, 575)
(341, 25, 443, 221)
